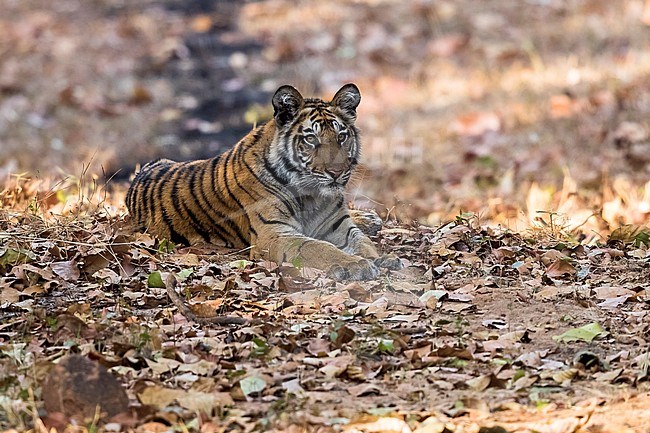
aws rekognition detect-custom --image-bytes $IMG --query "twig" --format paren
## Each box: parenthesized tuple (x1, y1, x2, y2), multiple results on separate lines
(164, 274, 260, 326)
(391, 327, 428, 335)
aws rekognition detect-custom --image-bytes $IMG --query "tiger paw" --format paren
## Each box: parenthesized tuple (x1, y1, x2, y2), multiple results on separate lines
(327, 258, 379, 281)
(374, 254, 402, 270)
(349, 209, 383, 236)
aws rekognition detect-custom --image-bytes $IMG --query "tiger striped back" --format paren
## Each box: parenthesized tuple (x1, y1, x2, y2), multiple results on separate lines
(126, 84, 401, 280)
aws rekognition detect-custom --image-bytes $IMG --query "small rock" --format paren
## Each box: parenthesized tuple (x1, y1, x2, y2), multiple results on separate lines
(42, 355, 128, 423)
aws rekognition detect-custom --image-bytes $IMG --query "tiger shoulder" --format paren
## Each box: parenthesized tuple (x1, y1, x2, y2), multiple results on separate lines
(126, 83, 401, 280)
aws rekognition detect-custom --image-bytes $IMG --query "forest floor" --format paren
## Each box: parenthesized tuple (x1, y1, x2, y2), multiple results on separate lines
(1, 0, 650, 432)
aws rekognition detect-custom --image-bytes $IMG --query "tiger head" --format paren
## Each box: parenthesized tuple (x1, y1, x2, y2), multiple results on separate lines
(271, 84, 362, 195)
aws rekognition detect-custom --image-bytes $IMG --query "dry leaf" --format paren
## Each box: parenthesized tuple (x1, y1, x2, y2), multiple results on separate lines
(176, 391, 233, 413)
(344, 282, 371, 301)
(545, 258, 576, 278)
(50, 260, 80, 281)
(428, 33, 469, 57)
(597, 296, 631, 310)
(450, 111, 501, 136)
(138, 386, 184, 409)
(344, 417, 410, 433)
(190, 15, 214, 33)
(307, 339, 331, 357)
(346, 383, 383, 397)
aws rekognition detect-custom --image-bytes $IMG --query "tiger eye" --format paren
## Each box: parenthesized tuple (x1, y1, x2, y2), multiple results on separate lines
(304, 135, 319, 146)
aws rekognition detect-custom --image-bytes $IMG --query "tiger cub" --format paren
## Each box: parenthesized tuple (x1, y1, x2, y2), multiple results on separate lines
(126, 84, 400, 280)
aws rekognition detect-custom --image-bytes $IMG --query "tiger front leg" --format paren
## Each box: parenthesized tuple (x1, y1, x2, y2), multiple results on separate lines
(347, 229, 402, 271)
(331, 215, 403, 272)
(254, 232, 378, 281)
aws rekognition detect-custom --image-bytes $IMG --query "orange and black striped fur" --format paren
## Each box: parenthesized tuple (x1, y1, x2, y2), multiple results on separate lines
(126, 84, 400, 280)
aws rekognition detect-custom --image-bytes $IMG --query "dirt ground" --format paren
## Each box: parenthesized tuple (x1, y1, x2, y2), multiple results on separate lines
(1, 0, 650, 432)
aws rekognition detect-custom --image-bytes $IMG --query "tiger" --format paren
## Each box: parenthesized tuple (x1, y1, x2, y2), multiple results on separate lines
(125, 84, 401, 280)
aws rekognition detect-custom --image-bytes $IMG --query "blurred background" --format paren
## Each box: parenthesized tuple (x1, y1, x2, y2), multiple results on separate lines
(1, 0, 649, 236)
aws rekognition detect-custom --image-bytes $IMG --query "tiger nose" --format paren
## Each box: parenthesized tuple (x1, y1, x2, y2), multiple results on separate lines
(325, 167, 345, 179)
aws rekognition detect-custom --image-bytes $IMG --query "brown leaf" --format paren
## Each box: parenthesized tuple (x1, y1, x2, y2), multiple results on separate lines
(190, 15, 214, 33)
(176, 391, 234, 413)
(540, 250, 566, 265)
(318, 355, 354, 378)
(588, 248, 625, 257)
(80, 253, 111, 275)
(545, 258, 575, 278)
(364, 296, 389, 315)
(596, 296, 631, 310)
(50, 260, 80, 281)
(54, 314, 96, 340)
(493, 247, 516, 262)
(404, 344, 432, 361)
(428, 33, 469, 57)
(137, 422, 171, 433)
(278, 276, 314, 292)
(345, 417, 409, 433)
(307, 339, 331, 357)
(451, 111, 501, 136)
(433, 345, 474, 360)
(320, 292, 350, 307)
(189, 299, 224, 317)
(466, 373, 507, 391)
(12, 263, 55, 283)
(549, 94, 578, 118)
(333, 325, 356, 347)
(457, 251, 482, 266)
(537, 286, 577, 301)
(129, 85, 152, 105)
(441, 302, 473, 313)
(0, 286, 20, 304)
(138, 386, 184, 409)
(93, 268, 121, 284)
(447, 292, 474, 303)
(465, 374, 491, 391)
(346, 383, 383, 397)
(513, 375, 539, 391)
(594, 368, 624, 383)
(344, 282, 371, 301)
(593, 286, 636, 299)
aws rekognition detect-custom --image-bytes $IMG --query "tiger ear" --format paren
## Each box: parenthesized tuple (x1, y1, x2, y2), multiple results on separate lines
(272, 85, 304, 126)
(331, 83, 361, 119)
